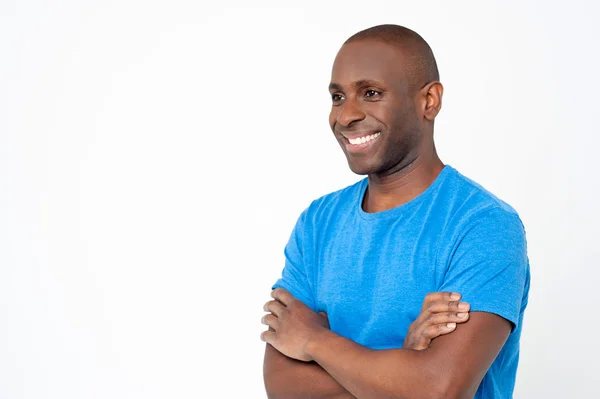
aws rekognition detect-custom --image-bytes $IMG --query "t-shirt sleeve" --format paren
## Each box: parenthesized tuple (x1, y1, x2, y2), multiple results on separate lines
(438, 207, 530, 331)
(272, 209, 317, 310)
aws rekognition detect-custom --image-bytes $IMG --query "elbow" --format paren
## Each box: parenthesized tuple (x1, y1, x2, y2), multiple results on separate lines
(264, 385, 285, 399)
(406, 368, 472, 399)
(263, 373, 281, 399)
(263, 350, 284, 399)
(263, 381, 279, 399)
(263, 367, 293, 399)
(264, 390, 280, 399)
(425, 375, 473, 399)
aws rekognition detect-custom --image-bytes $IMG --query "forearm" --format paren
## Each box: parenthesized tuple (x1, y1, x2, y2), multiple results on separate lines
(264, 343, 357, 399)
(307, 329, 450, 399)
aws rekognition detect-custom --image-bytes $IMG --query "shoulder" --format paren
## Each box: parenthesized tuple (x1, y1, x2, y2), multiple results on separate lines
(438, 170, 530, 326)
(443, 166, 524, 232)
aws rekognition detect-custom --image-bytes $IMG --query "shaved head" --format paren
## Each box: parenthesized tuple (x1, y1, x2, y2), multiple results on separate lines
(329, 24, 444, 177)
(344, 24, 439, 91)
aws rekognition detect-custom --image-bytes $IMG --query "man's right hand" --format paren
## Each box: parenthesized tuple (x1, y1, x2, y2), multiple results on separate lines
(403, 292, 470, 350)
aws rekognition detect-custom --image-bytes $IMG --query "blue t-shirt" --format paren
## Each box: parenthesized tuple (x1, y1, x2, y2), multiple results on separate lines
(273, 165, 530, 399)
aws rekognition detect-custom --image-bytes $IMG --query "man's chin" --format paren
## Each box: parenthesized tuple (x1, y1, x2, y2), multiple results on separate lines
(347, 160, 378, 176)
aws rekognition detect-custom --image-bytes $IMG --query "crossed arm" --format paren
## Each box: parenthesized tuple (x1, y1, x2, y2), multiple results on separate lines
(264, 344, 356, 399)
(262, 289, 511, 399)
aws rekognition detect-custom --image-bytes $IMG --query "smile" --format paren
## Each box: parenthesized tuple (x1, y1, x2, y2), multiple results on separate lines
(346, 132, 381, 145)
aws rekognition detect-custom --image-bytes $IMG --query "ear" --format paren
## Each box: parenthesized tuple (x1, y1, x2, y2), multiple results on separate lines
(421, 81, 443, 121)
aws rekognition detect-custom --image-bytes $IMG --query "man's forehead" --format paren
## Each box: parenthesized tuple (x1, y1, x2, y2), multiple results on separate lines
(330, 40, 409, 86)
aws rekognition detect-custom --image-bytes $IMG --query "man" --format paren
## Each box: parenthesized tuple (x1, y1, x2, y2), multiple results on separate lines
(261, 24, 530, 399)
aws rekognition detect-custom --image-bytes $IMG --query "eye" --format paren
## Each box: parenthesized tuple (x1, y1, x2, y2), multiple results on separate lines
(365, 89, 381, 98)
(331, 93, 345, 103)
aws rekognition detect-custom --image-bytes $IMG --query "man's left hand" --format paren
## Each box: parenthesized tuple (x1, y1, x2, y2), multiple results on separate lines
(260, 288, 329, 362)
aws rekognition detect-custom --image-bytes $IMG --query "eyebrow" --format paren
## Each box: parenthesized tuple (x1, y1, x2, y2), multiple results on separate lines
(328, 79, 384, 92)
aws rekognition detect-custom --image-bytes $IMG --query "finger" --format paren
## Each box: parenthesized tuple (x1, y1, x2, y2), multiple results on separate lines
(271, 288, 294, 306)
(424, 311, 470, 326)
(421, 292, 461, 310)
(261, 314, 279, 330)
(415, 298, 466, 327)
(422, 322, 457, 340)
(405, 338, 429, 351)
(318, 312, 328, 319)
(260, 329, 276, 344)
(426, 299, 470, 313)
(263, 300, 286, 317)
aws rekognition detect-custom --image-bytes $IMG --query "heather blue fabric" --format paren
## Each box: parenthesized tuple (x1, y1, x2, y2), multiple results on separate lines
(273, 165, 530, 399)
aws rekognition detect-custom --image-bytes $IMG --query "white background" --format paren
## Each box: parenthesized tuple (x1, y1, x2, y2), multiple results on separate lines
(1, 0, 598, 397)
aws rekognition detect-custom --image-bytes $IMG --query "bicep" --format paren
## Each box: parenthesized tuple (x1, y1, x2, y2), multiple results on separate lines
(272, 209, 316, 310)
(439, 209, 529, 332)
(427, 312, 512, 399)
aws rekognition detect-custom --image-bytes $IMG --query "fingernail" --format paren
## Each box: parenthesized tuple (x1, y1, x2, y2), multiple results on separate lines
(450, 293, 461, 300)
(457, 312, 468, 318)
(458, 302, 469, 311)
(447, 323, 456, 329)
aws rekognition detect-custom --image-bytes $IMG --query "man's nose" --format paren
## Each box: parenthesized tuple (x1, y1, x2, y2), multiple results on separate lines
(336, 99, 366, 127)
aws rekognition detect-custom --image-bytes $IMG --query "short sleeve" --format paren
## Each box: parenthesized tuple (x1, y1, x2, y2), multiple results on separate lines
(272, 209, 316, 310)
(438, 207, 530, 331)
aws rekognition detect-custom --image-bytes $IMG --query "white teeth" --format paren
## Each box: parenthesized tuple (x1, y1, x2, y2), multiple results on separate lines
(348, 132, 380, 145)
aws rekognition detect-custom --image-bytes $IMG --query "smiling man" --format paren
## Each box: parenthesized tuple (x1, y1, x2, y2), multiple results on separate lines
(262, 24, 530, 399)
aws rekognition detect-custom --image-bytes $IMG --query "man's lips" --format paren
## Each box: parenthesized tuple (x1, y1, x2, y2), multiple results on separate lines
(340, 131, 381, 145)
(338, 131, 381, 152)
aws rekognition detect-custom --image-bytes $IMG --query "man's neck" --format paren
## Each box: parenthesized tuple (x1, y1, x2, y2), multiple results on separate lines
(363, 155, 445, 213)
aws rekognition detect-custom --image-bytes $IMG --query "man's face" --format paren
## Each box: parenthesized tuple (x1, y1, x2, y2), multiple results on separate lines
(329, 39, 423, 176)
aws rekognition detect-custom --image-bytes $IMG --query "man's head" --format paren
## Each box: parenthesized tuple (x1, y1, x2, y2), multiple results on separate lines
(329, 24, 443, 176)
